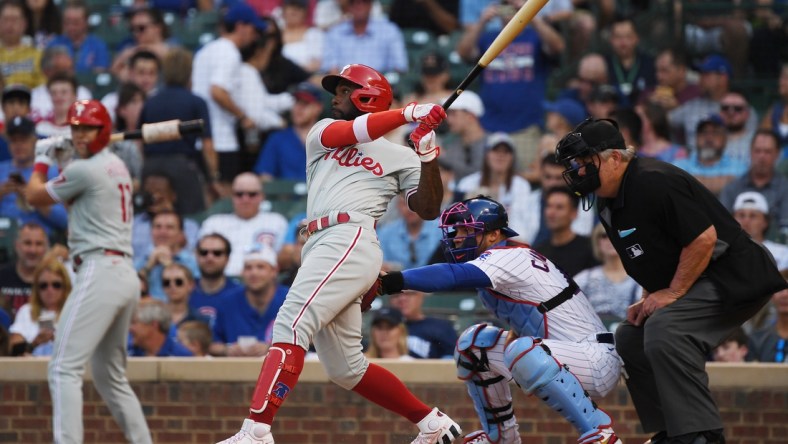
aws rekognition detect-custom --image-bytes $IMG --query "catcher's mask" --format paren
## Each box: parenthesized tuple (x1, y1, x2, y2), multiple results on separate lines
(439, 196, 518, 263)
(554, 118, 625, 207)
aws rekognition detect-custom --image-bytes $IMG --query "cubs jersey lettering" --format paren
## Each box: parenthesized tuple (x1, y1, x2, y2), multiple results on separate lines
(469, 245, 607, 341)
(305, 118, 421, 219)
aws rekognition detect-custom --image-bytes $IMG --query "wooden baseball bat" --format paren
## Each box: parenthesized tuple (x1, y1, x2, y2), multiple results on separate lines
(109, 119, 205, 143)
(442, 0, 550, 110)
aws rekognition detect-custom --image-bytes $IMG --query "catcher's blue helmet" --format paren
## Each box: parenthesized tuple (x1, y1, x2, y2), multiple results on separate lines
(439, 196, 519, 263)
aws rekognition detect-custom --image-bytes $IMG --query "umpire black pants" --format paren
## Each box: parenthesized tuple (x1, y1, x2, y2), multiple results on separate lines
(615, 278, 769, 437)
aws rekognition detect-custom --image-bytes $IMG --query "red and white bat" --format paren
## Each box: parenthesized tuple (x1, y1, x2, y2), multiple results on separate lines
(109, 119, 205, 143)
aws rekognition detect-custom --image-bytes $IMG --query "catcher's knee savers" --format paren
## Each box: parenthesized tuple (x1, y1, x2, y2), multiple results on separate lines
(250, 347, 299, 413)
(503, 337, 613, 437)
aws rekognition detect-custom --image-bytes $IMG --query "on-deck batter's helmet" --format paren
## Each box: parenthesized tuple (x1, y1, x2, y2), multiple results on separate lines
(439, 195, 519, 263)
(321, 64, 393, 113)
(67, 99, 112, 154)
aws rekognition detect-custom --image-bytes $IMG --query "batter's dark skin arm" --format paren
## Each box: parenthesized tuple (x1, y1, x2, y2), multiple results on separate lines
(408, 159, 443, 220)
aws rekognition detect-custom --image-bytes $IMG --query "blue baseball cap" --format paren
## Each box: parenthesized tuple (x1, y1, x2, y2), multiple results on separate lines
(696, 113, 724, 131)
(293, 82, 323, 104)
(544, 98, 586, 127)
(224, 3, 267, 32)
(372, 307, 404, 326)
(699, 55, 732, 77)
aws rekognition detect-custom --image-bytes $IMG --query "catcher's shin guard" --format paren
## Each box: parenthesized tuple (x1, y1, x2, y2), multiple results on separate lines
(504, 337, 613, 439)
(249, 343, 305, 423)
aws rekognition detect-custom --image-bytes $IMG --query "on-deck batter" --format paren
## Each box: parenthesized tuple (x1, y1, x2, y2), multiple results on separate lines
(218, 64, 462, 444)
(26, 99, 152, 444)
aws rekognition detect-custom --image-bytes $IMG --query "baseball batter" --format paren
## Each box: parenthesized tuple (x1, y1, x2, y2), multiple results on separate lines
(219, 64, 462, 444)
(375, 196, 622, 444)
(25, 100, 152, 444)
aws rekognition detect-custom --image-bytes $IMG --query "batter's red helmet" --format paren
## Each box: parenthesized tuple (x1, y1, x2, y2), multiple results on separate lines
(321, 64, 393, 113)
(67, 99, 112, 154)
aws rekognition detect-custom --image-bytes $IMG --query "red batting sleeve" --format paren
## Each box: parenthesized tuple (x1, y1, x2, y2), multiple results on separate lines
(320, 109, 407, 148)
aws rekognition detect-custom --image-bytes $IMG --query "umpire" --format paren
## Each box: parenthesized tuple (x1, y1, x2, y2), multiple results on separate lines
(555, 118, 787, 444)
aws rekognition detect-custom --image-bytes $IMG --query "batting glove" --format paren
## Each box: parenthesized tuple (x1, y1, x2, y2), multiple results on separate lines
(409, 124, 440, 162)
(402, 102, 446, 129)
(36, 136, 74, 168)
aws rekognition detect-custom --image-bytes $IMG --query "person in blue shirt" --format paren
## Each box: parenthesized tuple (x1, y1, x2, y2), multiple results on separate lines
(210, 244, 288, 357)
(189, 233, 242, 327)
(0, 117, 67, 236)
(128, 299, 194, 357)
(388, 290, 457, 359)
(254, 82, 324, 182)
(47, 2, 110, 74)
(378, 195, 443, 271)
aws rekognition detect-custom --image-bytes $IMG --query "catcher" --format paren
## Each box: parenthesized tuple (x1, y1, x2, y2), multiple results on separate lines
(367, 196, 623, 444)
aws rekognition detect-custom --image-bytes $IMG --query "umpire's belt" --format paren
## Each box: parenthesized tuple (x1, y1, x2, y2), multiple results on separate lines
(304, 211, 376, 238)
(74, 249, 128, 267)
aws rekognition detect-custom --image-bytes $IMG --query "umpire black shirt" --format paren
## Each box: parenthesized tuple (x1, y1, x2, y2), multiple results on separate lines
(596, 157, 743, 293)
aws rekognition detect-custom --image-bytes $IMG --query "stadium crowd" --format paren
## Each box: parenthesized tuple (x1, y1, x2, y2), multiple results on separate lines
(0, 0, 787, 364)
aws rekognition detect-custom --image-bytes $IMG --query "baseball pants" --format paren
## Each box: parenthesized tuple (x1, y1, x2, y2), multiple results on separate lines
(48, 255, 152, 444)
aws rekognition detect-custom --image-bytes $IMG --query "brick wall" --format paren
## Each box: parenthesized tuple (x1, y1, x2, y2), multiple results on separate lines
(1, 360, 787, 444)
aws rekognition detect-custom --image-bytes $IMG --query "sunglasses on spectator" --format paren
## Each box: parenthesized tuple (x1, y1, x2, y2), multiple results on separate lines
(163, 278, 186, 287)
(198, 248, 227, 257)
(37, 281, 63, 290)
(130, 23, 150, 33)
(720, 104, 745, 113)
(233, 191, 261, 198)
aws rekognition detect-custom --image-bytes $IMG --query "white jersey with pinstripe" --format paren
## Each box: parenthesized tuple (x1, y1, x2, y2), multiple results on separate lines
(468, 246, 621, 398)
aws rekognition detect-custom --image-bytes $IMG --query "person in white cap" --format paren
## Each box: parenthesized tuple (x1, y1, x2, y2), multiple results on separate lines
(441, 90, 487, 182)
(732, 191, 788, 271)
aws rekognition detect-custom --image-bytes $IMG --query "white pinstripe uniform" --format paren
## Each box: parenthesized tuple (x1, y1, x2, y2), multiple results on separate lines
(270, 117, 422, 389)
(468, 245, 622, 399)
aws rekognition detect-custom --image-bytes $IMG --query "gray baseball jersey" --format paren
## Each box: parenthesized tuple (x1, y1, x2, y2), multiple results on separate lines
(46, 149, 133, 258)
(304, 118, 421, 219)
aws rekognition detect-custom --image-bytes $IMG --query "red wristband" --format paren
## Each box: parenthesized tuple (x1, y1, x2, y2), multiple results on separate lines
(33, 163, 50, 176)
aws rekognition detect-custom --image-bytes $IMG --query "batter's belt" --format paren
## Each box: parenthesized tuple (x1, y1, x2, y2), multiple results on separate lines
(302, 211, 377, 239)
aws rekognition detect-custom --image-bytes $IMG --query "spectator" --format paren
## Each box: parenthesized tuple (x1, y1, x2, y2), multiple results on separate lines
(674, 114, 747, 196)
(639, 46, 701, 111)
(276, 219, 306, 286)
(747, 286, 788, 363)
(720, 130, 788, 241)
(199, 173, 289, 276)
(544, 97, 586, 136)
(455, 133, 531, 230)
(281, 0, 324, 73)
(47, 0, 110, 74)
(189, 233, 241, 326)
(136, 210, 200, 301)
(760, 63, 788, 152)
(636, 102, 688, 163)
(140, 47, 217, 214)
(258, 17, 312, 95)
(533, 186, 599, 277)
(8, 254, 70, 356)
(0, 222, 48, 317)
(111, 7, 174, 79)
(254, 82, 323, 182)
(0, 0, 44, 88)
(669, 55, 738, 150)
(731, 191, 788, 271)
(192, 3, 266, 185)
(559, 52, 608, 109)
(440, 90, 487, 183)
(29, 45, 92, 123)
(712, 326, 750, 362)
(364, 307, 414, 360)
(34, 72, 77, 137)
(131, 172, 200, 260)
(378, 195, 442, 271)
(682, 0, 750, 79)
(0, 116, 67, 235)
(1, 84, 32, 125)
(388, 290, 457, 359)
(321, 0, 408, 74)
(176, 320, 212, 357)
(313, 0, 385, 31)
(513, 153, 595, 245)
(128, 299, 194, 357)
(456, 0, 564, 173)
(24, 0, 60, 49)
(403, 51, 454, 109)
(573, 224, 640, 330)
(586, 84, 619, 120)
(719, 90, 757, 165)
(388, 0, 459, 36)
(210, 244, 288, 357)
(103, 50, 160, 123)
(161, 263, 208, 333)
(604, 16, 655, 108)
(109, 83, 145, 187)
